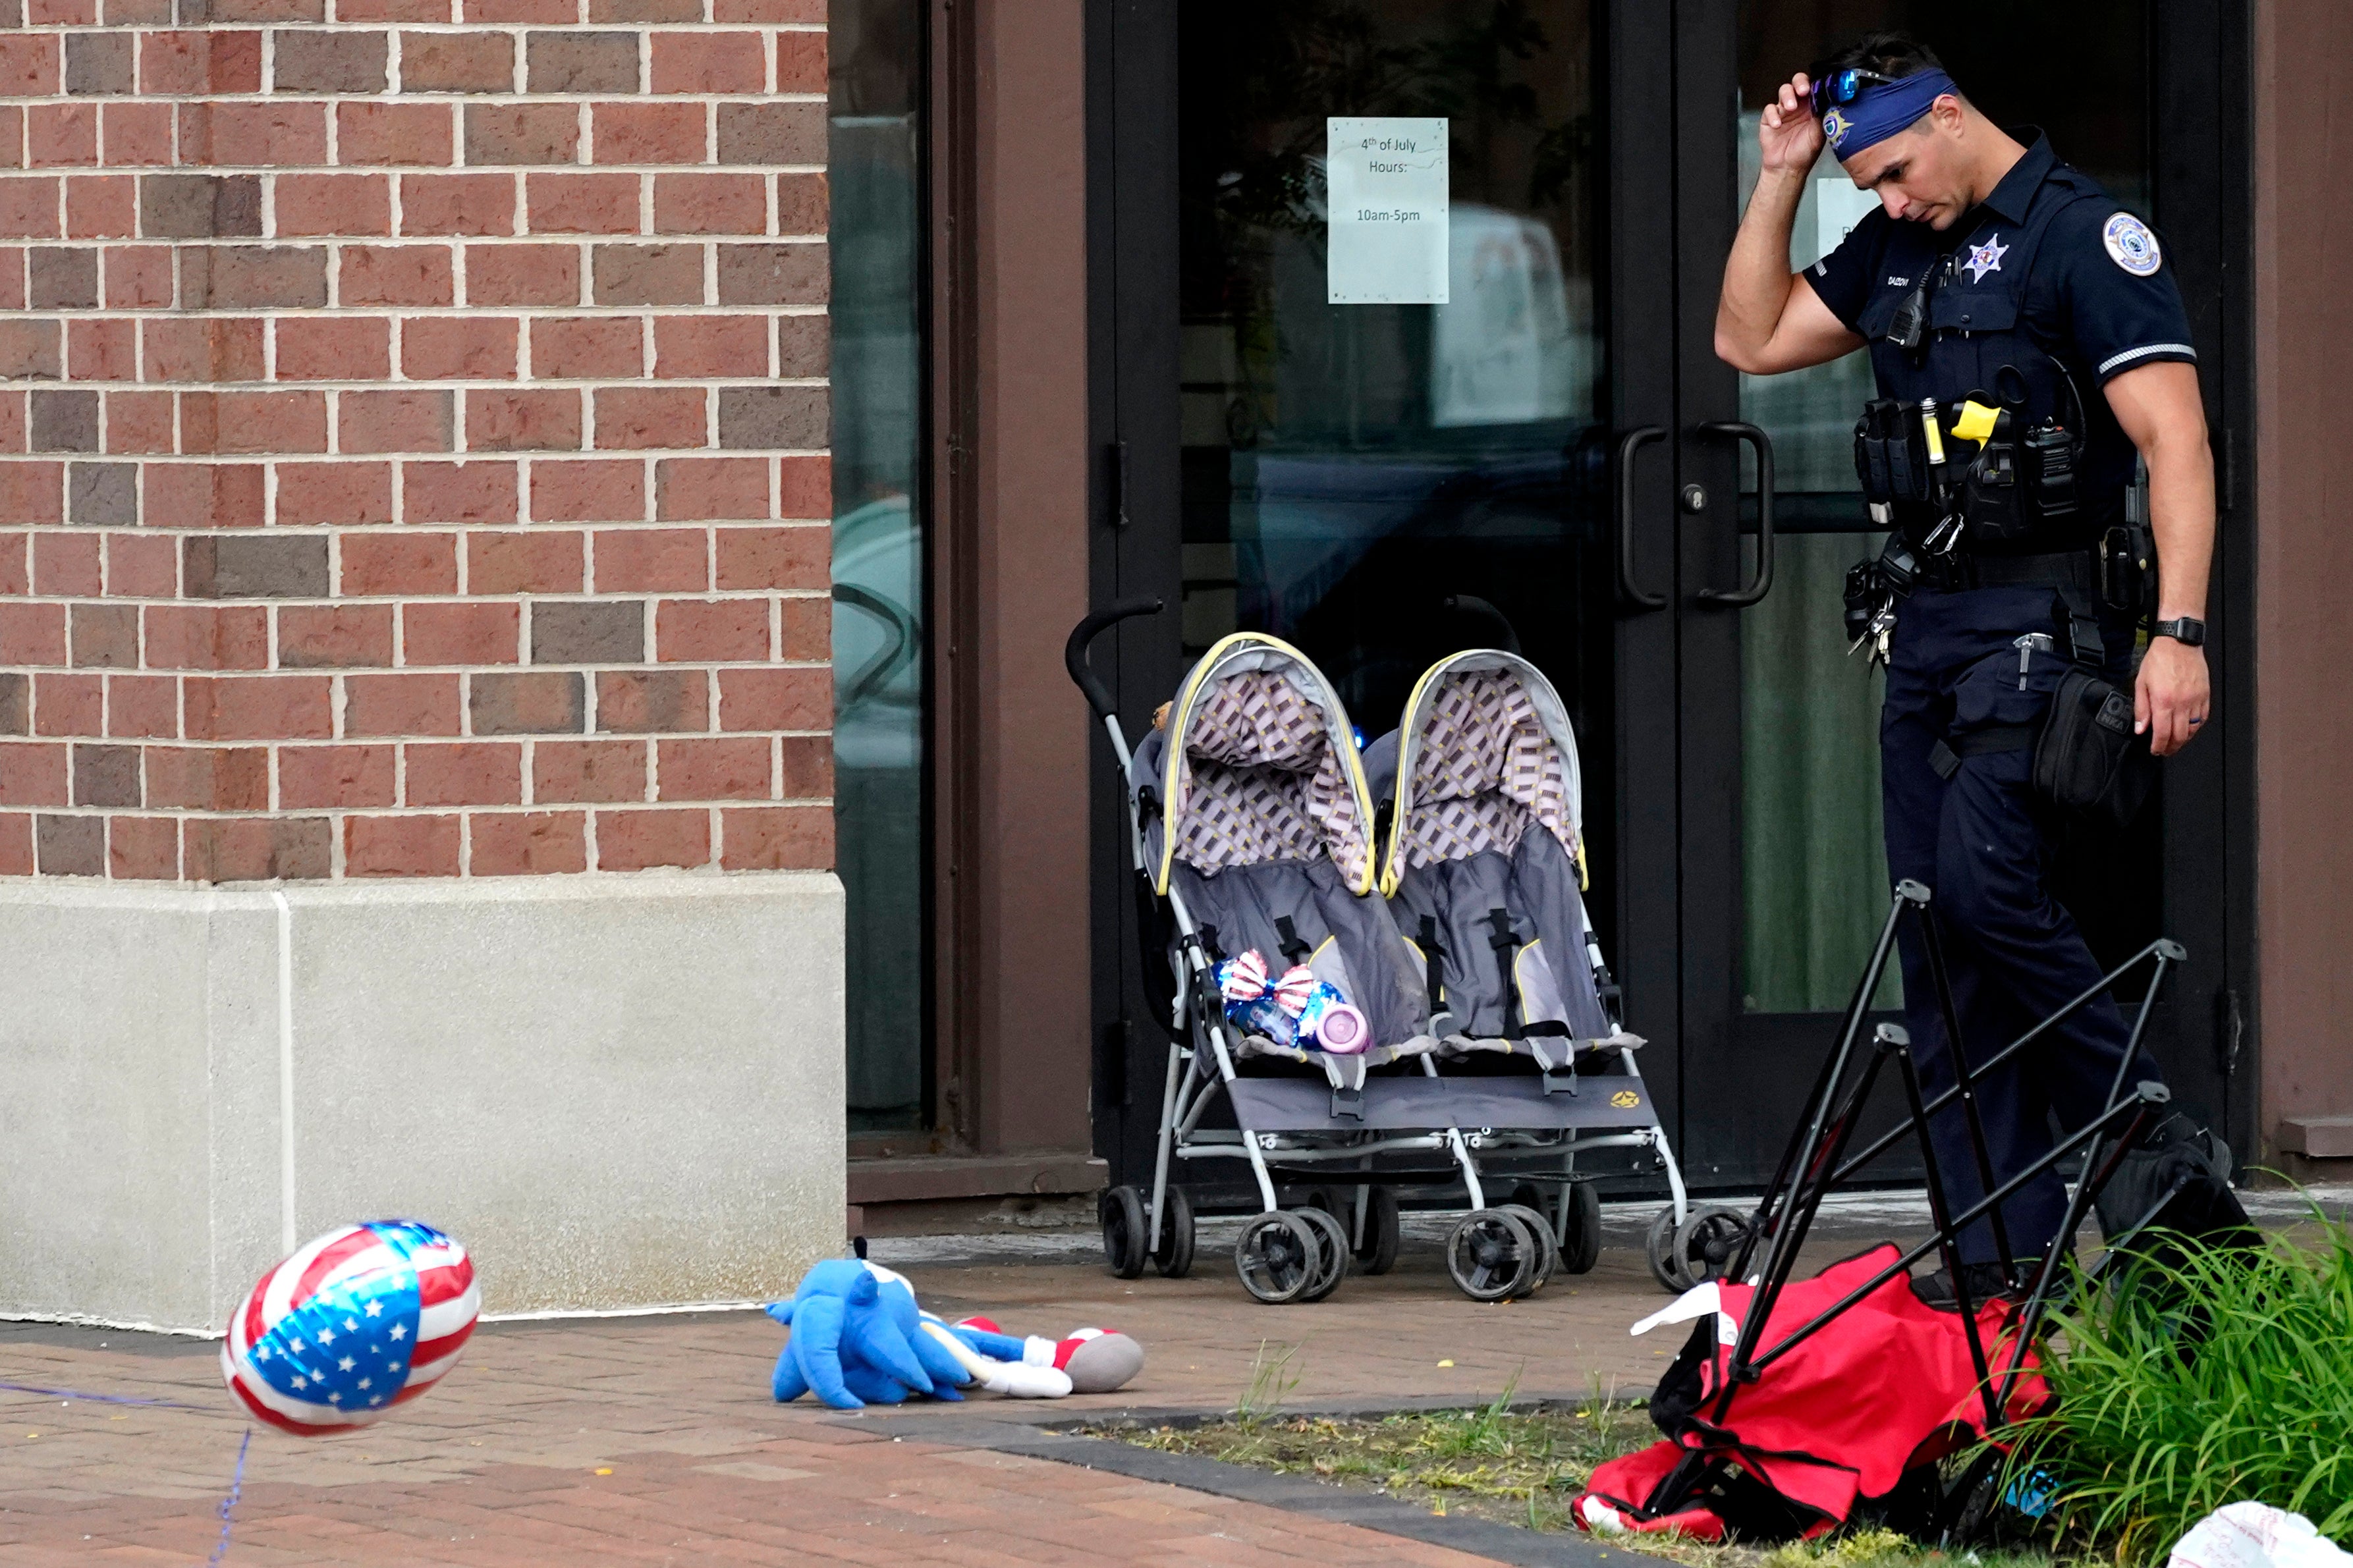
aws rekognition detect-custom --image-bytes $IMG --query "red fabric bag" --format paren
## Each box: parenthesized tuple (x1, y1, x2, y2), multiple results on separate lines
(1574, 1244, 2044, 1541)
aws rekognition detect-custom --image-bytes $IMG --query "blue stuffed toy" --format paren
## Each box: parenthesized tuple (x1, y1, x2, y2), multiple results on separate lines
(767, 1260, 1083, 1410)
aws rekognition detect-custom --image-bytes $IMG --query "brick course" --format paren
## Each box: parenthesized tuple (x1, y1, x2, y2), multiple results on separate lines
(0, 2, 829, 881)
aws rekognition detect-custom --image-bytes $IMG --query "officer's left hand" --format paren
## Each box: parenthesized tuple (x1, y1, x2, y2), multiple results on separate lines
(2135, 637, 2209, 757)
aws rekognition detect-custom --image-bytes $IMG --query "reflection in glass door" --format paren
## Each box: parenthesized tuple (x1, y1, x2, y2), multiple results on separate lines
(831, 0, 927, 1131)
(1734, 122, 1896, 1016)
(1173, 1, 1611, 864)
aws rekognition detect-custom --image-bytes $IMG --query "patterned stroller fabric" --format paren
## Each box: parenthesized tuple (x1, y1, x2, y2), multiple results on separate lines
(1174, 670, 1375, 891)
(1376, 651, 1626, 1053)
(1388, 669, 1577, 875)
(1140, 634, 1431, 1069)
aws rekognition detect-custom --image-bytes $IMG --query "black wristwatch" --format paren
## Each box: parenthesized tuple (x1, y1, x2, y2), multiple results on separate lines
(2151, 617, 2207, 647)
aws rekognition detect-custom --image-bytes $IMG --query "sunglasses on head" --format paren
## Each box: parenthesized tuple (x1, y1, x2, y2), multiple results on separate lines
(1810, 67, 1898, 117)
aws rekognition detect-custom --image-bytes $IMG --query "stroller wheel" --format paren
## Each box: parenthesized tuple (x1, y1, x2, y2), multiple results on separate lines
(1234, 1211, 1321, 1305)
(1294, 1207, 1350, 1302)
(1559, 1179, 1603, 1275)
(1495, 1203, 1559, 1290)
(1356, 1186, 1400, 1275)
(1151, 1185, 1196, 1278)
(1673, 1206, 1751, 1287)
(1646, 1204, 1691, 1292)
(1445, 1208, 1541, 1303)
(1101, 1185, 1149, 1280)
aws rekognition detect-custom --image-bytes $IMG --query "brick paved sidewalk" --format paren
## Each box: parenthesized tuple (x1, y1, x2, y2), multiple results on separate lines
(0, 1245, 1673, 1566)
(8, 1188, 2337, 1563)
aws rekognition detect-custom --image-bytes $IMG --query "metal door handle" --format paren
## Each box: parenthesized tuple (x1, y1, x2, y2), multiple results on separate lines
(1695, 421, 1775, 607)
(1616, 426, 1667, 610)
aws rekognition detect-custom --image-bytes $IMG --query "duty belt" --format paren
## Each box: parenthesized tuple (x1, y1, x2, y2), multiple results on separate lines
(1916, 549, 2096, 594)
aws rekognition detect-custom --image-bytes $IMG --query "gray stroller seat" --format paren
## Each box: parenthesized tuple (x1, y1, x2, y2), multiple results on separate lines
(1132, 642, 1434, 1081)
(1370, 649, 1697, 1282)
(1375, 651, 1635, 1063)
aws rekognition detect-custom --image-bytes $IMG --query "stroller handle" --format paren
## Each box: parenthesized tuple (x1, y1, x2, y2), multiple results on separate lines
(1064, 598, 1164, 719)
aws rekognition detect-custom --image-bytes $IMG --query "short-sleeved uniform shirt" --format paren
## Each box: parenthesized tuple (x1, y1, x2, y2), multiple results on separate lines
(1807, 132, 2197, 541)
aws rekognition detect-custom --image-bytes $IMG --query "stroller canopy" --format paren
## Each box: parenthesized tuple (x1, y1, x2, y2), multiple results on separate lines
(1373, 650, 1620, 1048)
(1379, 651, 1584, 898)
(1155, 634, 1378, 898)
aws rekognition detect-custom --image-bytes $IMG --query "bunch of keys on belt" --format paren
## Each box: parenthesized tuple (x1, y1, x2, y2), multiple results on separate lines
(1842, 535, 1922, 671)
(1852, 596, 1898, 668)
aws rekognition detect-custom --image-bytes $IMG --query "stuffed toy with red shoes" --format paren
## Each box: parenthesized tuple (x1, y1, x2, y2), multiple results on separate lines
(951, 1318, 1146, 1395)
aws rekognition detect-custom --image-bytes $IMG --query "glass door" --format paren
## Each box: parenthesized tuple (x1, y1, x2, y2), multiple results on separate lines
(1670, 0, 2170, 1186)
(1092, 0, 1676, 1190)
(1169, 0, 1615, 867)
(1090, 0, 2223, 1193)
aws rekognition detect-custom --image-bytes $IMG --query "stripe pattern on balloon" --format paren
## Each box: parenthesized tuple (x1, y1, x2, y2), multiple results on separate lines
(221, 1221, 478, 1435)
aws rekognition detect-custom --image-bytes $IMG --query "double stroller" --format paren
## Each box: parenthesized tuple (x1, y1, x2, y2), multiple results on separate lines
(1068, 605, 1701, 1303)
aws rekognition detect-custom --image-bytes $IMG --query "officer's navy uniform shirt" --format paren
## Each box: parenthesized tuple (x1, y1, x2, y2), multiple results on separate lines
(1807, 132, 2198, 547)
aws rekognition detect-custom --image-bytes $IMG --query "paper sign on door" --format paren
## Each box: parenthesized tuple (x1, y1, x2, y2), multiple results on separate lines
(1327, 117, 1450, 305)
(1813, 178, 1881, 267)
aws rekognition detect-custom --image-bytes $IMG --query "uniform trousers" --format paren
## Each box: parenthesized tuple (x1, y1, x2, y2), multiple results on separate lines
(1879, 583, 2163, 1266)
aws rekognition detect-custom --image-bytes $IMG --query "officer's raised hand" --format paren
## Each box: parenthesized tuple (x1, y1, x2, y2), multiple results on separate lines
(1758, 72, 1825, 173)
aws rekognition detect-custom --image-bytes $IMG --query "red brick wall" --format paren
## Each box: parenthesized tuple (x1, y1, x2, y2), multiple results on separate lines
(0, 0, 832, 882)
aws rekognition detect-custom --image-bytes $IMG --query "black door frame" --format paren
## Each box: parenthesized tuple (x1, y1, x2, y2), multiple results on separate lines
(1078, 0, 2256, 1191)
(1084, 0, 1186, 1187)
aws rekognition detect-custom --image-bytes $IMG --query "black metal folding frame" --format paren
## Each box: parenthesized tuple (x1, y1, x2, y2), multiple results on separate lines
(1705, 880, 2186, 1440)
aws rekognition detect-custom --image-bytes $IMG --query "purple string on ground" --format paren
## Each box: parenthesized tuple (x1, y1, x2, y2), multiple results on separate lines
(0, 1380, 211, 1411)
(204, 1427, 251, 1567)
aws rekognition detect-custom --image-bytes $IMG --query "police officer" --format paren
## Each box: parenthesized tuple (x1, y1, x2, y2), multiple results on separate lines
(1715, 34, 2215, 1303)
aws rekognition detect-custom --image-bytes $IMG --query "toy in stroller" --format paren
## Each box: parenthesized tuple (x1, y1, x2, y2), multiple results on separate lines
(1066, 604, 1713, 1301)
(1368, 647, 1729, 1293)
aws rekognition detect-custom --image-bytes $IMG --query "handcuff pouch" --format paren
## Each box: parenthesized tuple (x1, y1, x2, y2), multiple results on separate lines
(2099, 524, 2157, 617)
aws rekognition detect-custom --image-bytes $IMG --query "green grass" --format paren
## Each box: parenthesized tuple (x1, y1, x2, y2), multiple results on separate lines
(1103, 1365, 1655, 1535)
(1104, 1216, 2353, 1568)
(2005, 1201, 2353, 1563)
(1236, 1339, 1304, 1428)
(1103, 1389, 2064, 1567)
(1759, 1528, 2053, 1568)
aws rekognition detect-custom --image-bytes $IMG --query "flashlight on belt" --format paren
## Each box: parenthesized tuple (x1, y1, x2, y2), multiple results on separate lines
(1918, 398, 1966, 556)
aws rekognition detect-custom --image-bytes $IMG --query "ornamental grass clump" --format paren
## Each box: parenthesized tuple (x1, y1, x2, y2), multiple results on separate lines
(2007, 1203, 2353, 1563)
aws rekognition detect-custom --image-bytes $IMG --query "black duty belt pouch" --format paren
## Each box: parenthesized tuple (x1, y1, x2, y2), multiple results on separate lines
(1854, 399, 1929, 504)
(2099, 523, 2157, 616)
(1960, 437, 2027, 543)
(2032, 591, 2155, 827)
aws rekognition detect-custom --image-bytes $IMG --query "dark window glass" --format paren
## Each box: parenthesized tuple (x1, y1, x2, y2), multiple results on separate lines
(1176, 0, 1613, 925)
(831, 0, 927, 1130)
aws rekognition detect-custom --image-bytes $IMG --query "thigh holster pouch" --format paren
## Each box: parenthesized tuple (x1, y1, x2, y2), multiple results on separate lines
(1929, 591, 2155, 827)
(2035, 589, 2154, 825)
(2034, 666, 2154, 826)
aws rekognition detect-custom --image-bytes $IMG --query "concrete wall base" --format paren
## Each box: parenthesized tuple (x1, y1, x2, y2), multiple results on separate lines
(0, 874, 845, 1334)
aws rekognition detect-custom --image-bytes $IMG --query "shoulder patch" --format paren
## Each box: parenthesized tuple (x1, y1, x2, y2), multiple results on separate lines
(2102, 213, 2161, 277)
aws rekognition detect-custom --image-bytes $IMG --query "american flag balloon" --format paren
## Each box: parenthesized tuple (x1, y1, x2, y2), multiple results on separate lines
(221, 1221, 478, 1435)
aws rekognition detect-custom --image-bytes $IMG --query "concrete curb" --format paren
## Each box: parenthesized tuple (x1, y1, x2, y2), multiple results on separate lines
(846, 1393, 1663, 1568)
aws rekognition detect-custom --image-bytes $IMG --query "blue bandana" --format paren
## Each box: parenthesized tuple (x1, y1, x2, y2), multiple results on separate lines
(1821, 70, 1956, 159)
